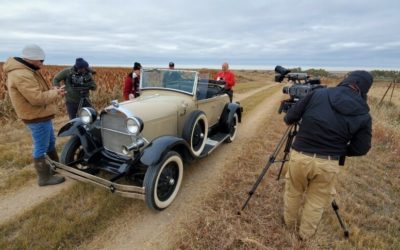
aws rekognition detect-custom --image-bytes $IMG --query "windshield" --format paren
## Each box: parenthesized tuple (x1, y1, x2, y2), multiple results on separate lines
(141, 69, 198, 95)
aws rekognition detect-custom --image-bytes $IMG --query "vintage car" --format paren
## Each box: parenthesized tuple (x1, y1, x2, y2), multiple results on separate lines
(46, 68, 243, 210)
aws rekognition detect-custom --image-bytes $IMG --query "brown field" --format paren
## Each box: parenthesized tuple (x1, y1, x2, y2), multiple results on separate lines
(0, 65, 399, 249)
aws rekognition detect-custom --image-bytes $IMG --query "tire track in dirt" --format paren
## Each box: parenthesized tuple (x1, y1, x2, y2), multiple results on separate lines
(81, 86, 283, 250)
(0, 83, 277, 227)
(0, 179, 74, 225)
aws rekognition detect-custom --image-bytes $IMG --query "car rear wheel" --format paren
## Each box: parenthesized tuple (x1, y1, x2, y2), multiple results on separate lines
(225, 113, 239, 143)
(182, 111, 208, 157)
(144, 151, 183, 210)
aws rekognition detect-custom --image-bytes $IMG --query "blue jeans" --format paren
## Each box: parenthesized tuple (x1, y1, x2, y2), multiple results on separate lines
(27, 120, 56, 159)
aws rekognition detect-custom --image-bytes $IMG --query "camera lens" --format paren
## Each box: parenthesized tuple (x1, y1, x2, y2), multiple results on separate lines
(282, 86, 289, 94)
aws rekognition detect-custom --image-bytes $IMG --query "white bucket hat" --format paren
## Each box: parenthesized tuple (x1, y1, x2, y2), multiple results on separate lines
(22, 44, 46, 60)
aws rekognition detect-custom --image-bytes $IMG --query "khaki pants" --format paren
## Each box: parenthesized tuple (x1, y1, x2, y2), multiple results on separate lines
(283, 150, 340, 239)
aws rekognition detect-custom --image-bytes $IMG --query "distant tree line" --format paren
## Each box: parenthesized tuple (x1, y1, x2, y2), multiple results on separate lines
(370, 70, 400, 80)
(289, 67, 400, 80)
(289, 67, 330, 77)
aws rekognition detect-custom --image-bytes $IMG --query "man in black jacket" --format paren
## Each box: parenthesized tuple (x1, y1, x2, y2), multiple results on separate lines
(283, 71, 373, 240)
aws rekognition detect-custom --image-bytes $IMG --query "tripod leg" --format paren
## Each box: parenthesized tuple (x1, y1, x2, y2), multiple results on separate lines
(238, 125, 293, 214)
(379, 82, 393, 106)
(277, 124, 297, 180)
(389, 82, 395, 103)
(332, 200, 349, 238)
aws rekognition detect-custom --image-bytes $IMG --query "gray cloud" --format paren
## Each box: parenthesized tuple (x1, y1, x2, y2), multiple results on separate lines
(0, 0, 399, 69)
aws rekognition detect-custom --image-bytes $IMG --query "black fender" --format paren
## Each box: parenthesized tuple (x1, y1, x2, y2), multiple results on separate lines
(140, 136, 194, 167)
(58, 118, 102, 154)
(58, 118, 84, 137)
(219, 102, 243, 133)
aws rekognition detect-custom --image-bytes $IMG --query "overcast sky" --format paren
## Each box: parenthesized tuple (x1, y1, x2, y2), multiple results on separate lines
(0, 0, 399, 70)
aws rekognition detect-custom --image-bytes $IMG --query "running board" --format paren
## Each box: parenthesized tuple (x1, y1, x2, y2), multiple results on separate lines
(200, 132, 230, 158)
(45, 156, 145, 200)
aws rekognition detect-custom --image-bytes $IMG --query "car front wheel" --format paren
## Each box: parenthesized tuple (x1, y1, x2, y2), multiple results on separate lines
(144, 151, 183, 210)
(60, 136, 95, 173)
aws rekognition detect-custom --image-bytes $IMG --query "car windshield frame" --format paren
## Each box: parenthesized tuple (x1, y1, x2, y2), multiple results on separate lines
(140, 69, 199, 96)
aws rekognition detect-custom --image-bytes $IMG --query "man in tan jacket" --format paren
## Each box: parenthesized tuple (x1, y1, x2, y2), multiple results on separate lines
(3, 44, 66, 186)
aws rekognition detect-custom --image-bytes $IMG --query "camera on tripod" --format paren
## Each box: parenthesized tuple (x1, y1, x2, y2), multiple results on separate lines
(275, 65, 325, 113)
(70, 72, 94, 92)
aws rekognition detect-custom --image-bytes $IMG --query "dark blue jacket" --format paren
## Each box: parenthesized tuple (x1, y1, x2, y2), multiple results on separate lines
(284, 71, 373, 157)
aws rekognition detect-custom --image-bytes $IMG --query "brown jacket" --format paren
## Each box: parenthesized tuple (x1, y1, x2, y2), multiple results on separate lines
(3, 57, 59, 123)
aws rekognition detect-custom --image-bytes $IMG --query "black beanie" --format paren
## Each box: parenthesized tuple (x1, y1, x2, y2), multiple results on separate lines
(338, 70, 373, 100)
(75, 58, 89, 69)
(133, 62, 142, 70)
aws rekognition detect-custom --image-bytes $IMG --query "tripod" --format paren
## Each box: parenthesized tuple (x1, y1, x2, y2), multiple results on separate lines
(379, 79, 398, 106)
(238, 123, 349, 239)
(76, 90, 93, 117)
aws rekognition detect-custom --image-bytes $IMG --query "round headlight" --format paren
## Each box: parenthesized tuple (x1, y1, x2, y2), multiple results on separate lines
(79, 107, 97, 124)
(126, 117, 140, 135)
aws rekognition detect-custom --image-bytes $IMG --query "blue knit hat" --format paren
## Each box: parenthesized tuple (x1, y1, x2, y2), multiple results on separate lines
(75, 58, 89, 69)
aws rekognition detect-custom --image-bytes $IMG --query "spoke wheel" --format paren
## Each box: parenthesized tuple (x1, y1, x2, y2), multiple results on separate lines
(144, 151, 183, 210)
(61, 136, 95, 173)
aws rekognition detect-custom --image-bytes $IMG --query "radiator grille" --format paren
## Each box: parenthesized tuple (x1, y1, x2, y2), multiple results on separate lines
(101, 112, 133, 155)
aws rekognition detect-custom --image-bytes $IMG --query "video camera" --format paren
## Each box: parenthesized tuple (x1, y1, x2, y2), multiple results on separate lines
(70, 71, 94, 92)
(275, 65, 325, 113)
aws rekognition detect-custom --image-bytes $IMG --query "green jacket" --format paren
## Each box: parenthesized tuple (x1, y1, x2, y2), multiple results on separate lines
(53, 67, 96, 103)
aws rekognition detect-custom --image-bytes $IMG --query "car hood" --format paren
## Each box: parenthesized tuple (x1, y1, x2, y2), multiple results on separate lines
(105, 93, 190, 122)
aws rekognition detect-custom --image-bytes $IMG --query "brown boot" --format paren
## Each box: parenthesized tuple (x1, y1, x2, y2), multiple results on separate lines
(46, 148, 59, 175)
(33, 157, 65, 186)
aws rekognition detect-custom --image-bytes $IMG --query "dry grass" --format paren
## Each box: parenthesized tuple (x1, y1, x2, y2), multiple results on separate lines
(0, 68, 398, 249)
(0, 117, 70, 194)
(240, 85, 282, 116)
(369, 81, 400, 106)
(0, 183, 133, 249)
(233, 70, 274, 94)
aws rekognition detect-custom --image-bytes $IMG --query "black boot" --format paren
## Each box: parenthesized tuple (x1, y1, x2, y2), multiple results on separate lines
(47, 148, 59, 162)
(46, 148, 59, 175)
(33, 157, 65, 186)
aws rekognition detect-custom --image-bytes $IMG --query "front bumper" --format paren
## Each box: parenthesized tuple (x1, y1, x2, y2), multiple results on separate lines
(46, 156, 145, 200)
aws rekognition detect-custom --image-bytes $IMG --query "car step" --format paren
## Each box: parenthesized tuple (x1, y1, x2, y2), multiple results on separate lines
(199, 132, 230, 158)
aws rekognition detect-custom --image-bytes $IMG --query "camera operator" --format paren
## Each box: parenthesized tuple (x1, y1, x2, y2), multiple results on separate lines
(53, 58, 96, 119)
(282, 71, 373, 240)
(215, 62, 235, 102)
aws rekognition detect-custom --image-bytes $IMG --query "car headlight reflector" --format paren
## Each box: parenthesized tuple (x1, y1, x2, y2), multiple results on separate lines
(126, 117, 141, 135)
(79, 107, 97, 124)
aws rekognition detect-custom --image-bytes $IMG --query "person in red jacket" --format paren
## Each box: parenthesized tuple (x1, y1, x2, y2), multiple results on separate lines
(123, 62, 142, 100)
(215, 62, 235, 102)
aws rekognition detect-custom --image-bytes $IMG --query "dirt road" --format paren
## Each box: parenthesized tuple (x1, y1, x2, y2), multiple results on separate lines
(81, 87, 283, 250)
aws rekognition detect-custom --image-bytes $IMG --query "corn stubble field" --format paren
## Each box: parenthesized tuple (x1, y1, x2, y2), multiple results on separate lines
(0, 64, 399, 249)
